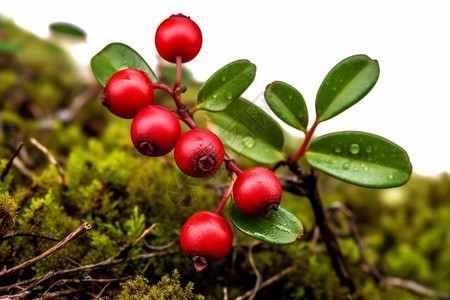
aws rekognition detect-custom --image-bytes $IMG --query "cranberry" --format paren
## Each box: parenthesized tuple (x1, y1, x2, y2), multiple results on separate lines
(130, 106, 181, 157)
(233, 167, 282, 217)
(101, 69, 154, 119)
(155, 14, 202, 63)
(180, 211, 233, 271)
(174, 128, 224, 177)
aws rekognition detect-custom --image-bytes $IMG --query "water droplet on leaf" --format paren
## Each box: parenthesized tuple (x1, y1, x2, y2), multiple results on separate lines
(343, 162, 350, 170)
(349, 144, 360, 155)
(226, 91, 233, 100)
(242, 136, 255, 148)
(365, 146, 373, 153)
(334, 146, 342, 154)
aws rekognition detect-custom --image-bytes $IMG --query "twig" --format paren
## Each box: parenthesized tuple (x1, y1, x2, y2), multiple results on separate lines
(385, 277, 450, 300)
(1, 141, 23, 182)
(143, 238, 176, 251)
(29, 138, 67, 190)
(0, 223, 91, 278)
(234, 265, 299, 300)
(0, 249, 178, 292)
(247, 242, 262, 300)
(0, 231, 61, 242)
(118, 223, 156, 258)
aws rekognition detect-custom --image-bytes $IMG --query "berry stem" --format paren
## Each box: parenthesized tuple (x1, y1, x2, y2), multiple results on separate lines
(152, 82, 173, 96)
(291, 119, 319, 162)
(226, 159, 243, 176)
(174, 55, 183, 90)
(215, 178, 235, 216)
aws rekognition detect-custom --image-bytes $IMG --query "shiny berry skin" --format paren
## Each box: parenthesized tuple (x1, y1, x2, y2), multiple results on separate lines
(174, 128, 224, 177)
(233, 167, 283, 217)
(101, 69, 154, 119)
(180, 211, 233, 272)
(155, 14, 202, 63)
(131, 106, 181, 157)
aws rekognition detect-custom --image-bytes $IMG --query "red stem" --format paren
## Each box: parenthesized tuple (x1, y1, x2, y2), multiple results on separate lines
(174, 55, 182, 90)
(152, 82, 173, 96)
(215, 179, 235, 215)
(291, 119, 319, 162)
(226, 160, 243, 176)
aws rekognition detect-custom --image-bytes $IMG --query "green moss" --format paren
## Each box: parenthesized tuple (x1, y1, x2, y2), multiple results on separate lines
(116, 269, 204, 300)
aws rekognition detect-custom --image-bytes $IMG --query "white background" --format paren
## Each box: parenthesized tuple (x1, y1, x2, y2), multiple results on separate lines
(1, 0, 450, 176)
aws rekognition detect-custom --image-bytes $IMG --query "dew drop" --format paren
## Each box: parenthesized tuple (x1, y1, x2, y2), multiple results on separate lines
(349, 144, 360, 155)
(353, 166, 360, 172)
(221, 76, 227, 81)
(334, 146, 342, 154)
(119, 65, 128, 70)
(388, 173, 394, 179)
(242, 136, 255, 148)
(342, 162, 350, 170)
(288, 95, 293, 100)
(365, 146, 373, 153)
(226, 91, 233, 100)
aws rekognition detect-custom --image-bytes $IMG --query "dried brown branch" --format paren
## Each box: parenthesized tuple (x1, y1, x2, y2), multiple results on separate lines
(234, 264, 299, 300)
(0, 223, 91, 278)
(0, 248, 179, 293)
(29, 138, 67, 190)
(247, 242, 262, 300)
(0, 231, 61, 242)
(1, 141, 23, 182)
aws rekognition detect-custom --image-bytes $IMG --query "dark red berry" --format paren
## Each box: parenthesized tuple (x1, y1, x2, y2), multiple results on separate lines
(101, 69, 154, 119)
(174, 128, 224, 177)
(131, 106, 181, 157)
(155, 14, 202, 63)
(233, 167, 282, 217)
(180, 211, 233, 271)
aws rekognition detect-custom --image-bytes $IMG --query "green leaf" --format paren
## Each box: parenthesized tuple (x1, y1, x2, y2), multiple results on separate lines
(305, 131, 412, 188)
(90, 42, 158, 87)
(229, 201, 303, 245)
(315, 55, 379, 122)
(196, 59, 256, 111)
(49, 22, 86, 39)
(264, 81, 308, 132)
(205, 97, 284, 164)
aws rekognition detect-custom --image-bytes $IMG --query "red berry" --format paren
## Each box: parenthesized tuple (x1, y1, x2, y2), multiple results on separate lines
(180, 211, 233, 271)
(174, 128, 224, 177)
(233, 167, 282, 217)
(101, 69, 154, 119)
(155, 14, 202, 63)
(131, 106, 181, 157)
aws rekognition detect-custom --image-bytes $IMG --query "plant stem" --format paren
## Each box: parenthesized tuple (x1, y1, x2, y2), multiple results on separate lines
(174, 55, 182, 90)
(215, 179, 235, 215)
(291, 119, 319, 162)
(303, 170, 355, 293)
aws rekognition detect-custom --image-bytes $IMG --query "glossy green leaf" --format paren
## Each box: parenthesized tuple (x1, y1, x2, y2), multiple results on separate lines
(90, 42, 158, 87)
(229, 201, 303, 245)
(264, 81, 308, 132)
(315, 55, 379, 122)
(197, 59, 256, 111)
(305, 131, 412, 188)
(49, 22, 86, 39)
(205, 97, 284, 164)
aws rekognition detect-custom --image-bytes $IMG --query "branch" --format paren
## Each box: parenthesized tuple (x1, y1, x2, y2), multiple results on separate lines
(0, 231, 61, 242)
(0, 223, 91, 278)
(0, 248, 178, 292)
(1, 141, 23, 182)
(234, 264, 299, 300)
(29, 138, 67, 190)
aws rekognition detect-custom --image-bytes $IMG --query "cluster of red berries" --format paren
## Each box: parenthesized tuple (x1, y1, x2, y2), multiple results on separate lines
(100, 14, 283, 271)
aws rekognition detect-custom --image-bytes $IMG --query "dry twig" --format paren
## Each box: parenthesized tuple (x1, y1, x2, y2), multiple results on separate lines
(0, 223, 91, 278)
